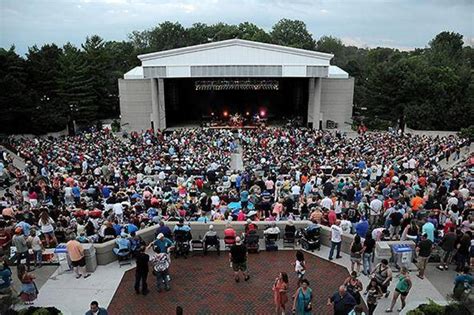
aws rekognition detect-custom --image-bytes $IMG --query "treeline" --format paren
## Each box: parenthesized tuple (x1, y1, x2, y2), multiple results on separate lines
(0, 19, 472, 134)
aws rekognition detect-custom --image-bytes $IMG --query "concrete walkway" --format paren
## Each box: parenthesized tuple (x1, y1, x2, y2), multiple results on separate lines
(304, 245, 447, 315)
(230, 142, 244, 171)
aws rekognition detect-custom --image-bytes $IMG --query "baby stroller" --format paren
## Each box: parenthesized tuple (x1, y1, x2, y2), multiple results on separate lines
(264, 231, 279, 252)
(300, 224, 321, 251)
(173, 230, 191, 259)
(245, 230, 260, 253)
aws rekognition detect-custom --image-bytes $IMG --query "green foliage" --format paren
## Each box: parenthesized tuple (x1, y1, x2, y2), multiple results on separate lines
(458, 125, 474, 140)
(407, 300, 445, 315)
(270, 19, 315, 50)
(0, 20, 472, 134)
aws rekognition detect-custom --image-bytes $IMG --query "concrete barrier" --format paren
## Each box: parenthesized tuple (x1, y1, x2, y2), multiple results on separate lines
(93, 221, 364, 265)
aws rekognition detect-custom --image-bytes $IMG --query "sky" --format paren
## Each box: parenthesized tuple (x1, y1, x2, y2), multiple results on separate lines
(1, 0, 473, 55)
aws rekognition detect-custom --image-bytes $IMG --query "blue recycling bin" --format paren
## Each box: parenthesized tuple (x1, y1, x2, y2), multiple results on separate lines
(392, 244, 413, 269)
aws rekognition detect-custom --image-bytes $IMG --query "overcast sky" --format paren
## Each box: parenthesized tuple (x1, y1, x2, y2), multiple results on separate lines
(1, 0, 473, 55)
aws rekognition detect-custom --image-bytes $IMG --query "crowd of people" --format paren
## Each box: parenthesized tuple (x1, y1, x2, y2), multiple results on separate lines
(0, 125, 472, 313)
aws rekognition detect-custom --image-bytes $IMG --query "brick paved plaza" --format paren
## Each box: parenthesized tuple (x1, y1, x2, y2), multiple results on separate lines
(108, 250, 350, 314)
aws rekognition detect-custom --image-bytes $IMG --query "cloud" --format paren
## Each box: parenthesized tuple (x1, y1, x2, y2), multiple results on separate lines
(0, 0, 472, 55)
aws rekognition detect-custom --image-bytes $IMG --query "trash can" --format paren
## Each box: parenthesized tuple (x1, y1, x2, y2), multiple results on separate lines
(392, 244, 413, 270)
(82, 243, 97, 273)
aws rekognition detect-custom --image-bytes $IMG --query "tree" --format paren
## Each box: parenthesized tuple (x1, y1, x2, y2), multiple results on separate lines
(237, 22, 271, 43)
(317, 36, 344, 62)
(82, 35, 116, 119)
(148, 21, 187, 51)
(25, 44, 67, 133)
(57, 43, 96, 124)
(270, 19, 315, 50)
(428, 31, 464, 67)
(0, 46, 33, 133)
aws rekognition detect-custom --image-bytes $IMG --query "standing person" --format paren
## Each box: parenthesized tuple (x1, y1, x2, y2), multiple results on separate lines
(292, 279, 313, 315)
(17, 264, 37, 305)
(85, 301, 108, 315)
(28, 229, 43, 268)
(365, 279, 383, 315)
(343, 271, 363, 306)
(272, 272, 289, 315)
(385, 267, 412, 313)
(151, 252, 170, 292)
(66, 237, 91, 279)
(416, 233, 433, 279)
(38, 210, 57, 247)
(229, 236, 249, 282)
(370, 259, 392, 297)
(134, 245, 149, 295)
(350, 235, 363, 274)
(437, 227, 457, 271)
(292, 250, 306, 281)
(329, 220, 343, 260)
(12, 227, 31, 271)
(362, 232, 375, 276)
(327, 285, 357, 315)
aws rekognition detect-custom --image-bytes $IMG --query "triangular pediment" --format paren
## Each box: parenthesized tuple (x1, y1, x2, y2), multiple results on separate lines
(138, 39, 333, 66)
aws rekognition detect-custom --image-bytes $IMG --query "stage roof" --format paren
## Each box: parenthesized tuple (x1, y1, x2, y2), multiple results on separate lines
(125, 39, 350, 79)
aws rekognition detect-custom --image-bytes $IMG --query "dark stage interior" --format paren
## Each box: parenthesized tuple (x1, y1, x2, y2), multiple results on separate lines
(164, 78, 308, 127)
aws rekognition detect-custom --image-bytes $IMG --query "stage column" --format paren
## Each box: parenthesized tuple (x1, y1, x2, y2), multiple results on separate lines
(307, 78, 322, 129)
(151, 78, 159, 131)
(157, 78, 167, 130)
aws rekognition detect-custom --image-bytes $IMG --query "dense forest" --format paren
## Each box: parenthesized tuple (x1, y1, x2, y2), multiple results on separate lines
(0, 19, 472, 134)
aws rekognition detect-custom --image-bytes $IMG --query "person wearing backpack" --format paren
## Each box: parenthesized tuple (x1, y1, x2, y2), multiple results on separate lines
(370, 259, 392, 297)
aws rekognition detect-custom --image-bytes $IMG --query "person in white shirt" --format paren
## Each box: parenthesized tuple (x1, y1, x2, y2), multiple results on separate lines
(210, 192, 220, 207)
(321, 196, 333, 210)
(340, 215, 352, 234)
(369, 197, 383, 226)
(328, 220, 343, 260)
(113, 203, 124, 223)
(264, 223, 281, 235)
(290, 184, 301, 200)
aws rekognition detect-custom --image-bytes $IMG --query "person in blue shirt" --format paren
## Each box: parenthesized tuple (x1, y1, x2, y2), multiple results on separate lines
(155, 221, 172, 239)
(102, 186, 111, 199)
(453, 267, 473, 300)
(197, 213, 209, 223)
(148, 233, 174, 253)
(15, 221, 31, 237)
(173, 219, 191, 233)
(112, 221, 122, 236)
(113, 233, 131, 255)
(125, 223, 138, 234)
(355, 217, 369, 239)
(240, 190, 249, 209)
(421, 219, 435, 242)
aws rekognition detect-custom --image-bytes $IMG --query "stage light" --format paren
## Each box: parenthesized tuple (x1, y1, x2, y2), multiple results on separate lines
(223, 111, 228, 117)
(211, 112, 214, 116)
(260, 110, 266, 117)
(245, 111, 250, 116)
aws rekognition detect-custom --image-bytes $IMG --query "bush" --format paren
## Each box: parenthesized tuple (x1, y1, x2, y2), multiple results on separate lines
(406, 299, 472, 315)
(458, 125, 474, 140)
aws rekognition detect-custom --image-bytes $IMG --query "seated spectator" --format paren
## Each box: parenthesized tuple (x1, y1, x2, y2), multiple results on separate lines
(245, 219, 257, 235)
(155, 221, 172, 239)
(113, 233, 131, 255)
(264, 222, 281, 235)
(203, 225, 220, 255)
(129, 231, 145, 255)
(173, 218, 191, 233)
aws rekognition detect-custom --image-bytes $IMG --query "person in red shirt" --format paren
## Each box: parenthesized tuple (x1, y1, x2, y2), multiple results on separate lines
(328, 209, 337, 226)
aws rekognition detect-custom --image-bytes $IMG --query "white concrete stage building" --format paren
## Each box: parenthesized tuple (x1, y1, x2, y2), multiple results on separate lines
(119, 39, 354, 131)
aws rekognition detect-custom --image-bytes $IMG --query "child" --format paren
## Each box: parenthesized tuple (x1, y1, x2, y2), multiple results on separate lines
(28, 229, 43, 268)
(293, 250, 306, 281)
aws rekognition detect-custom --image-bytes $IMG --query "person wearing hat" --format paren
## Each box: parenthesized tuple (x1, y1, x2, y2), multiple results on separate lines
(147, 233, 174, 254)
(12, 227, 32, 271)
(229, 236, 249, 282)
